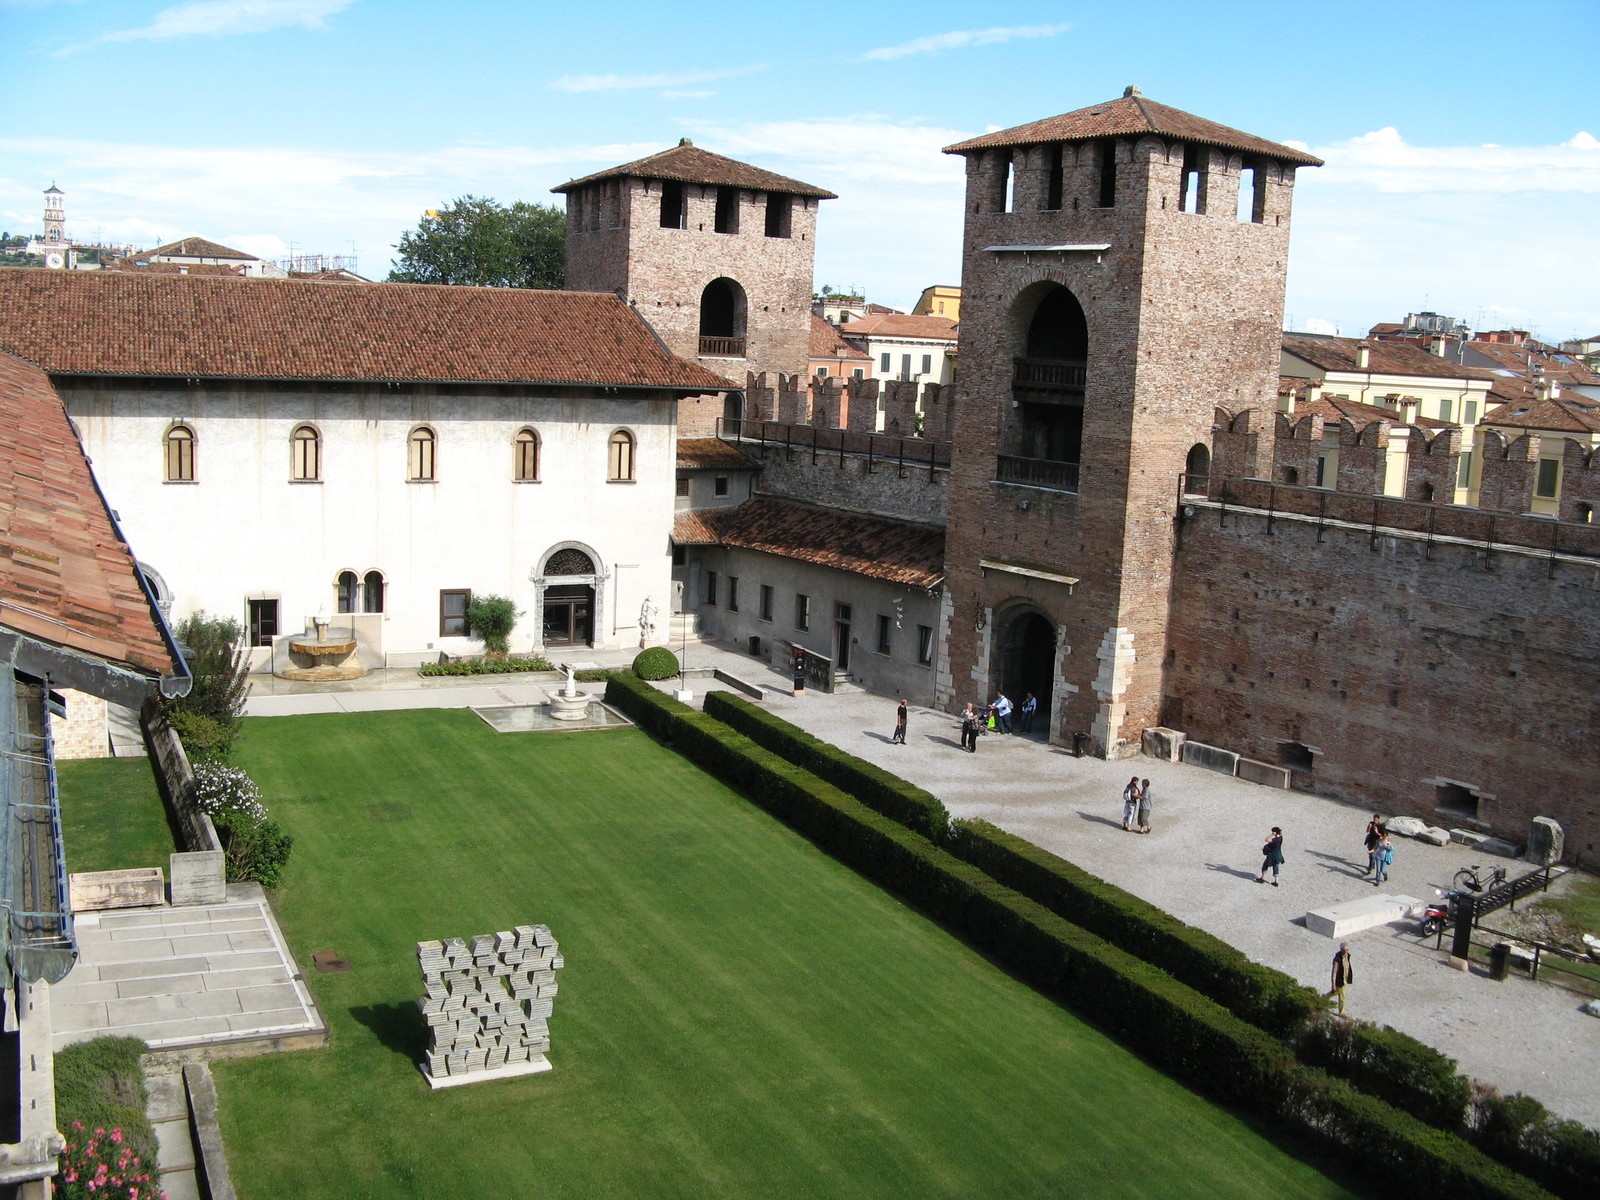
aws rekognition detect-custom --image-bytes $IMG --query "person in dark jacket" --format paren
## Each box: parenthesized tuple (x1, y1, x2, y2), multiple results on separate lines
(1258, 827, 1285, 886)
(891, 699, 908, 744)
(1330, 942, 1355, 1016)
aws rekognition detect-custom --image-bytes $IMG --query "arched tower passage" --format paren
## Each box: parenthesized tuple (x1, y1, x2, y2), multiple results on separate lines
(698, 277, 748, 358)
(1004, 282, 1090, 471)
(991, 604, 1058, 732)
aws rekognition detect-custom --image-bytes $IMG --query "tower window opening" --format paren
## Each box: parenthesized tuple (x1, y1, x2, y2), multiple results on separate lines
(764, 193, 791, 238)
(714, 186, 739, 234)
(1237, 162, 1262, 223)
(1096, 141, 1117, 208)
(1044, 144, 1064, 211)
(659, 180, 685, 229)
(1002, 155, 1016, 213)
(1536, 458, 1560, 498)
(698, 278, 747, 357)
(1180, 145, 1205, 213)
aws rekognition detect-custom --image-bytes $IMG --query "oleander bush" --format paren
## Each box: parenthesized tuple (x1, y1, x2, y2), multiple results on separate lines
(631, 646, 679, 680)
(418, 655, 552, 677)
(52, 1037, 159, 1181)
(188, 761, 291, 888)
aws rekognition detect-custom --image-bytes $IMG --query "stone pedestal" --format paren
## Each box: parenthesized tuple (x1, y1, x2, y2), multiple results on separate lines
(171, 851, 226, 906)
(1525, 817, 1563, 865)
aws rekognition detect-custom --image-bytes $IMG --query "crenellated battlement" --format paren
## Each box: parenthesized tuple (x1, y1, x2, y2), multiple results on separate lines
(741, 369, 949, 441)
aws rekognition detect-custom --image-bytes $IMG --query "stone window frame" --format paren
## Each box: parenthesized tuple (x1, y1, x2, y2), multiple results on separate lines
(409, 425, 438, 482)
(439, 588, 471, 637)
(513, 427, 541, 483)
(290, 422, 322, 483)
(608, 428, 636, 483)
(164, 422, 196, 483)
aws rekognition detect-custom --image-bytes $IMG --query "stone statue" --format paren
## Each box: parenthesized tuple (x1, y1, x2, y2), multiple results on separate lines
(561, 663, 577, 698)
(639, 596, 658, 647)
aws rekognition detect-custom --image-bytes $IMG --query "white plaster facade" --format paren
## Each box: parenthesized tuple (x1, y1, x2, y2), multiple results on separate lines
(61, 379, 678, 668)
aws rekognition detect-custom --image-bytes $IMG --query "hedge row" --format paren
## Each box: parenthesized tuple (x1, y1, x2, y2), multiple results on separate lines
(703, 692, 950, 840)
(604, 675, 1550, 1199)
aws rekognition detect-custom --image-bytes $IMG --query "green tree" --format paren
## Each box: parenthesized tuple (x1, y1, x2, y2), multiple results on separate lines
(465, 594, 522, 657)
(169, 611, 251, 735)
(388, 196, 565, 289)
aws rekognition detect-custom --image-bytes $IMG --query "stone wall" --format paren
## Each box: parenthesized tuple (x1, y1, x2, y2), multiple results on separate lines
(1165, 501, 1600, 861)
(750, 449, 949, 525)
(140, 700, 222, 854)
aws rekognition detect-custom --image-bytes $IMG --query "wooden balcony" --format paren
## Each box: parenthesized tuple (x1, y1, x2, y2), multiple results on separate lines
(698, 336, 746, 358)
(1012, 357, 1086, 404)
(996, 454, 1079, 493)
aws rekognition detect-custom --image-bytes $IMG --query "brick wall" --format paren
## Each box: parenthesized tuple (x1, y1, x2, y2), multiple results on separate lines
(1166, 503, 1599, 860)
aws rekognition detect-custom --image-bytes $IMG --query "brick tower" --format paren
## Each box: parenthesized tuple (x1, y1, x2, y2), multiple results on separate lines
(938, 87, 1321, 755)
(554, 141, 834, 433)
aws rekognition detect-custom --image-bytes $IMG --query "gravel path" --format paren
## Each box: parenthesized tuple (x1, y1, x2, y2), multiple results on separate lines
(691, 660, 1598, 1130)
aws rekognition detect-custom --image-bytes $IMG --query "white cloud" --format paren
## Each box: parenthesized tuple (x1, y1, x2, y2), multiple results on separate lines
(1309, 125, 1600, 194)
(549, 65, 765, 93)
(860, 23, 1070, 63)
(58, 0, 353, 54)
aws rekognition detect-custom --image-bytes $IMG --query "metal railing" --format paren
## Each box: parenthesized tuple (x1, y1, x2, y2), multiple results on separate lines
(996, 454, 1080, 493)
(1013, 358, 1087, 389)
(717, 417, 951, 480)
(698, 336, 746, 358)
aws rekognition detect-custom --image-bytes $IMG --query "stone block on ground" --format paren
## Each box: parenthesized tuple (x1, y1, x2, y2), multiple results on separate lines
(1525, 817, 1563, 865)
(169, 851, 226, 906)
(1450, 828, 1488, 848)
(1478, 837, 1521, 858)
(1417, 826, 1452, 846)
(69, 867, 164, 912)
(1304, 894, 1425, 939)
(1179, 741, 1238, 776)
(1141, 726, 1185, 761)
(1236, 758, 1290, 789)
(1386, 816, 1427, 838)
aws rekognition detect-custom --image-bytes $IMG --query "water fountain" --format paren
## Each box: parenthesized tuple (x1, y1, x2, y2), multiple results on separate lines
(278, 611, 368, 682)
(546, 663, 590, 721)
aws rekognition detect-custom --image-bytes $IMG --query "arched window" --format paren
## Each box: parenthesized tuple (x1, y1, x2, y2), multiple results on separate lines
(164, 424, 195, 482)
(336, 570, 358, 614)
(291, 424, 321, 481)
(362, 570, 385, 613)
(697, 277, 747, 357)
(1185, 444, 1211, 491)
(514, 428, 540, 481)
(608, 429, 636, 482)
(408, 426, 436, 481)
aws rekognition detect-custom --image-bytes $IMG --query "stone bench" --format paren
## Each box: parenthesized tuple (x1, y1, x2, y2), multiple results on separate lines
(1304, 893, 1425, 939)
(1179, 741, 1238, 776)
(69, 867, 164, 913)
(1237, 758, 1290, 789)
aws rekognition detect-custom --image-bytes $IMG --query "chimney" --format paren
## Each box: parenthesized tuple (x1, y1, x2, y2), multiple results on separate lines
(1356, 342, 1371, 369)
(1306, 379, 1322, 404)
(1399, 396, 1419, 425)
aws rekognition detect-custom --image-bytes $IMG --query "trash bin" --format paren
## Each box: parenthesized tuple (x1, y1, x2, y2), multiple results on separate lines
(748, 635, 762, 656)
(1489, 942, 1511, 980)
(1072, 732, 1090, 758)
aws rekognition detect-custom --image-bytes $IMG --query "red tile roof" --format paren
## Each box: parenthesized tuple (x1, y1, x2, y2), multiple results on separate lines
(676, 437, 759, 470)
(1481, 395, 1600, 436)
(0, 269, 729, 392)
(809, 314, 870, 361)
(135, 236, 256, 261)
(838, 313, 958, 343)
(1282, 334, 1497, 382)
(671, 509, 736, 545)
(944, 89, 1323, 166)
(554, 139, 836, 200)
(1297, 394, 1452, 431)
(0, 351, 175, 679)
(717, 497, 944, 588)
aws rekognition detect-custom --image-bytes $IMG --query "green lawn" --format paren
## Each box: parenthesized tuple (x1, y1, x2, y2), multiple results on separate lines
(55, 757, 176, 875)
(218, 710, 1357, 1199)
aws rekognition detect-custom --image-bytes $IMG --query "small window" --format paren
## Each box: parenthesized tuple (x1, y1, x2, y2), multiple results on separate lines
(608, 429, 636, 482)
(880, 352, 891, 373)
(409, 426, 437, 481)
(1315, 456, 1327, 487)
(714, 475, 729, 497)
(815, 366, 829, 377)
(336, 570, 358, 614)
(917, 624, 933, 665)
(440, 589, 470, 637)
(1096, 140, 1117, 208)
(1440, 399, 1453, 423)
(795, 593, 810, 631)
(248, 598, 278, 648)
(759, 584, 773, 621)
(1536, 458, 1560, 499)
(1436, 783, 1480, 819)
(706, 570, 718, 607)
(714, 186, 739, 234)
(514, 428, 540, 481)
(921, 354, 932, 375)
(671, 543, 686, 566)
(659, 180, 684, 229)
(363, 570, 384, 614)
(728, 576, 740, 612)
(291, 424, 321, 481)
(876, 614, 892, 654)
(852, 368, 864, 381)
(1457, 452, 1473, 487)
(164, 424, 195, 482)
(764, 193, 791, 238)
(900, 354, 911, 380)
(1465, 400, 1478, 424)
(675, 476, 690, 497)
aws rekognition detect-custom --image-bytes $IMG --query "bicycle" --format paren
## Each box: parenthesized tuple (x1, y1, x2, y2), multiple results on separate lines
(1452, 863, 1508, 894)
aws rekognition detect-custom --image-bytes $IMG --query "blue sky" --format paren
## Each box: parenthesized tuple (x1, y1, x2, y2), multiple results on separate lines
(2, 0, 1596, 341)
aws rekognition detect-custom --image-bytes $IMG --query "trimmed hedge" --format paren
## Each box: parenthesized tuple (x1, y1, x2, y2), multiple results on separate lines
(632, 646, 680, 680)
(1297, 1017, 1472, 1131)
(418, 656, 553, 677)
(604, 675, 1551, 1199)
(1469, 1089, 1600, 1200)
(703, 692, 949, 840)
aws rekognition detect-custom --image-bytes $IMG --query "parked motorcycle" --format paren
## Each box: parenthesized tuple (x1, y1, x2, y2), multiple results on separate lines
(1421, 888, 1465, 937)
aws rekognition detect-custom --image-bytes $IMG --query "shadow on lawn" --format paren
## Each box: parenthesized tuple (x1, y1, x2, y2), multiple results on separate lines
(350, 1001, 429, 1063)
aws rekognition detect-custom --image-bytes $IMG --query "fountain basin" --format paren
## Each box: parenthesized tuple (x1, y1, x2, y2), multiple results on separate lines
(289, 638, 356, 658)
(547, 692, 591, 722)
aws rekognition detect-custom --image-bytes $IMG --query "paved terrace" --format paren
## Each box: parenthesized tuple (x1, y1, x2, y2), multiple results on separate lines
(243, 646, 1598, 1129)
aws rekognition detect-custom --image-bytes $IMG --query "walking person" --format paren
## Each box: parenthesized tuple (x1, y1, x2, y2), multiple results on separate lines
(1361, 814, 1383, 875)
(992, 691, 1013, 734)
(1372, 832, 1394, 887)
(1329, 942, 1355, 1016)
(959, 703, 980, 753)
(891, 699, 908, 745)
(1121, 776, 1140, 831)
(1135, 779, 1152, 834)
(1018, 692, 1037, 734)
(1258, 827, 1285, 885)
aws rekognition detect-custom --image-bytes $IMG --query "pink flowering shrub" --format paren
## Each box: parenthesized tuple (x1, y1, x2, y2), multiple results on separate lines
(54, 1122, 165, 1200)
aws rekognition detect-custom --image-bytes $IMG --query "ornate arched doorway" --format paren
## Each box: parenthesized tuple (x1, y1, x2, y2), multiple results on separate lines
(533, 545, 601, 648)
(996, 608, 1056, 732)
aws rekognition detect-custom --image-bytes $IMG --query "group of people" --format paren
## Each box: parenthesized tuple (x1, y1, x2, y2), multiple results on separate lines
(1119, 776, 1153, 833)
(1362, 813, 1395, 886)
(948, 690, 1039, 752)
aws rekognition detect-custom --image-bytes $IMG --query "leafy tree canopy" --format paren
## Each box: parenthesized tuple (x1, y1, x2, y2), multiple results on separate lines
(388, 196, 565, 289)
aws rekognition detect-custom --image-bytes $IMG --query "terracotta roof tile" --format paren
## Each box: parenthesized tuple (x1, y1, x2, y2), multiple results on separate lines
(672, 509, 736, 545)
(677, 438, 760, 470)
(1282, 334, 1497, 382)
(838, 313, 958, 342)
(717, 497, 944, 588)
(135, 236, 256, 261)
(0, 351, 174, 679)
(554, 140, 835, 200)
(944, 90, 1323, 166)
(809, 314, 870, 360)
(0, 269, 729, 392)
(1481, 395, 1600, 436)
(1296, 394, 1451, 430)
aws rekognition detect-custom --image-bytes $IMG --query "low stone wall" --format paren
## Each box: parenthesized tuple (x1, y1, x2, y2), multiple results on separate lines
(140, 700, 222, 854)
